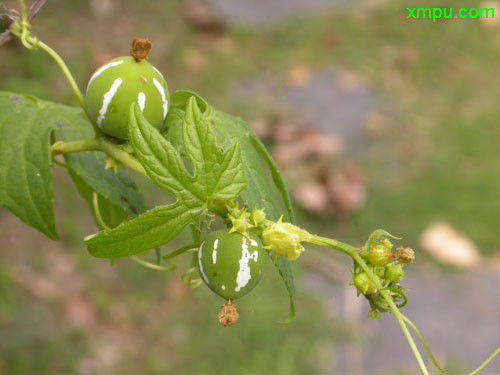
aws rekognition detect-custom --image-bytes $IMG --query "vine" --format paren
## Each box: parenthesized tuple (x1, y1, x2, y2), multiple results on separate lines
(0, 1, 498, 373)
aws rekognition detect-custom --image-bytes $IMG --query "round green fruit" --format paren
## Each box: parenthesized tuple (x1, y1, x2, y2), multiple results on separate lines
(198, 229, 267, 300)
(85, 56, 169, 139)
(368, 244, 392, 267)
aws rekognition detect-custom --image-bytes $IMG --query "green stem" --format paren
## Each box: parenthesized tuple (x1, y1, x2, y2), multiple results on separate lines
(97, 138, 147, 177)
(51, 139, 100, 154)
(402, 314, 447, 375)
(131, 256, 175, 272)
(51, 138, 148, 177)
(467, 347, 500, 375)
(309, 235, 430, 375)
(92, 192, 110, 230)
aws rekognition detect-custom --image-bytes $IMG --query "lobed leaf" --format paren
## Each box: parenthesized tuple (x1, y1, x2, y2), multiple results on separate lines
(169, 90, 297, 321)
(85, 99, 246, 258)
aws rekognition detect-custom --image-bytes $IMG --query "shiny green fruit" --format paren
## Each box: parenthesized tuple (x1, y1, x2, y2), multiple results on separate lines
(368, 244, 392, 267)
(85, 56, 169, 139)
(198, 229, 267, 300)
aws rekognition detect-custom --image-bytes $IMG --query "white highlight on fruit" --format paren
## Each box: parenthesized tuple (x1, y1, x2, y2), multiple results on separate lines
(212, 239, 218, 264)
(198, 241, 210, 285)
(97, 77, 123, 126)
(153, 78, 169, 119)
(137, 92, 146, 111)
(222, 285, 226, 290)
(152, 66, 165, 79)
(235, 237, 259, 292)
(87, 60, 124, 90)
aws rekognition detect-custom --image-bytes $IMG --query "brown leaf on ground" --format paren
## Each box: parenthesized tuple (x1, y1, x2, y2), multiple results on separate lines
(294, 181, 330, 214)
(327, 162, 366, 213)
(183, 48, 206, 72)
(183, 0, 226, 35)
(271, 121, 298, 143)
(480, 2, 498, 28)
(65, 295, 96, 328)
(288, 66, 312, 87)
(420, 222, 481, 268)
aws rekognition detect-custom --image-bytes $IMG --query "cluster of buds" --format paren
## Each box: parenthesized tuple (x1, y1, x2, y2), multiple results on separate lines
(352, 230, 415, 318)
(224, 202, 311, 261)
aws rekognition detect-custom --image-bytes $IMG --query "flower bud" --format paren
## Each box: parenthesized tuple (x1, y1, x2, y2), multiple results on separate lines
(384, 263, 405, 283)
(250, 207, 266, 226)
(228, 208, 253, 235)
(368, 244, 393, 267)
(393, 247, 415, 264)
(261, 217, 311, 260)
(353, 272, 377, 295)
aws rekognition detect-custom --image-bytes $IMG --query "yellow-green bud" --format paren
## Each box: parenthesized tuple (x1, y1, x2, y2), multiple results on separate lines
(250, 208, 266, 226)
(261, 217, 311, 260)
(228, 208, 253, 235)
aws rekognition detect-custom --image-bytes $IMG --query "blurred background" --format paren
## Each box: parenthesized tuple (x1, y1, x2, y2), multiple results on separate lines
(1, 0, 500, 374)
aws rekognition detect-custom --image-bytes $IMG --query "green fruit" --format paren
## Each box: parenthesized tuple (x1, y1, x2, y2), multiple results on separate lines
(198, 229, 267, 300)
(384, 264, 405, 283)
(85, 56, 169, 139)
(368, 244, 392, 267)
(353, 272, 377, 295)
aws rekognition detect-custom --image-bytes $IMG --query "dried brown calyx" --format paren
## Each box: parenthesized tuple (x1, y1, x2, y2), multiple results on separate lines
(394, 247, 415, 264)
(130, 38, 151, 62)
(218, 299, 239, 327)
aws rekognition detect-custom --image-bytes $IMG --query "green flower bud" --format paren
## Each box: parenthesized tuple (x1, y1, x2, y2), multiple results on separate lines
(250, 207, 266, 227)
(368, 309, 380, 319)
(384, 263, 405, 283)
(368, 244, 393, 267)
(228, 208, 253, 235)
(353, 272, 377, 295)
(261, 217, 311, 260)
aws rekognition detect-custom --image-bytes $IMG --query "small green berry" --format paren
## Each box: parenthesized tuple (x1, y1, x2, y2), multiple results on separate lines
(85, 54, 169, 139)
(353, 272, 377, 295)
(198, 229, 266, 300)
(384, 263, 405, 283)
(368, 244, 393, 267)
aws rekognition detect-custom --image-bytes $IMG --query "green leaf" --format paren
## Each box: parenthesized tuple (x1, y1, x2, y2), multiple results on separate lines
(45, 103, 145, 216)
(169, 90, 297, 321)
(207, 109, 297, 322)
(69, 171, 129, 230)
(85, 98, 245, 258)
(129, 98, 246, 204)
(0, 92, 57, 239)
(86, 202, 204, 258)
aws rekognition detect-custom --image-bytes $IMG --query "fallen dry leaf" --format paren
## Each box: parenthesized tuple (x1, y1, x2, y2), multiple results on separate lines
(328, 162, 366, 213)
(294, 181, 329, 214)
(288, 66, 312, 87)
(420, 222, 481, 268)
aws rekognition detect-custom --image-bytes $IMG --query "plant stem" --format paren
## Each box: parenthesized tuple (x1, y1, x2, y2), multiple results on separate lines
(51, 139, 100, 154)
(309, 235, 430, 375)
(402, 314, 447, 375)
(97, 138, 147, 177)
(467, 347, 500, 375)
(51, 138, 148, 177)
